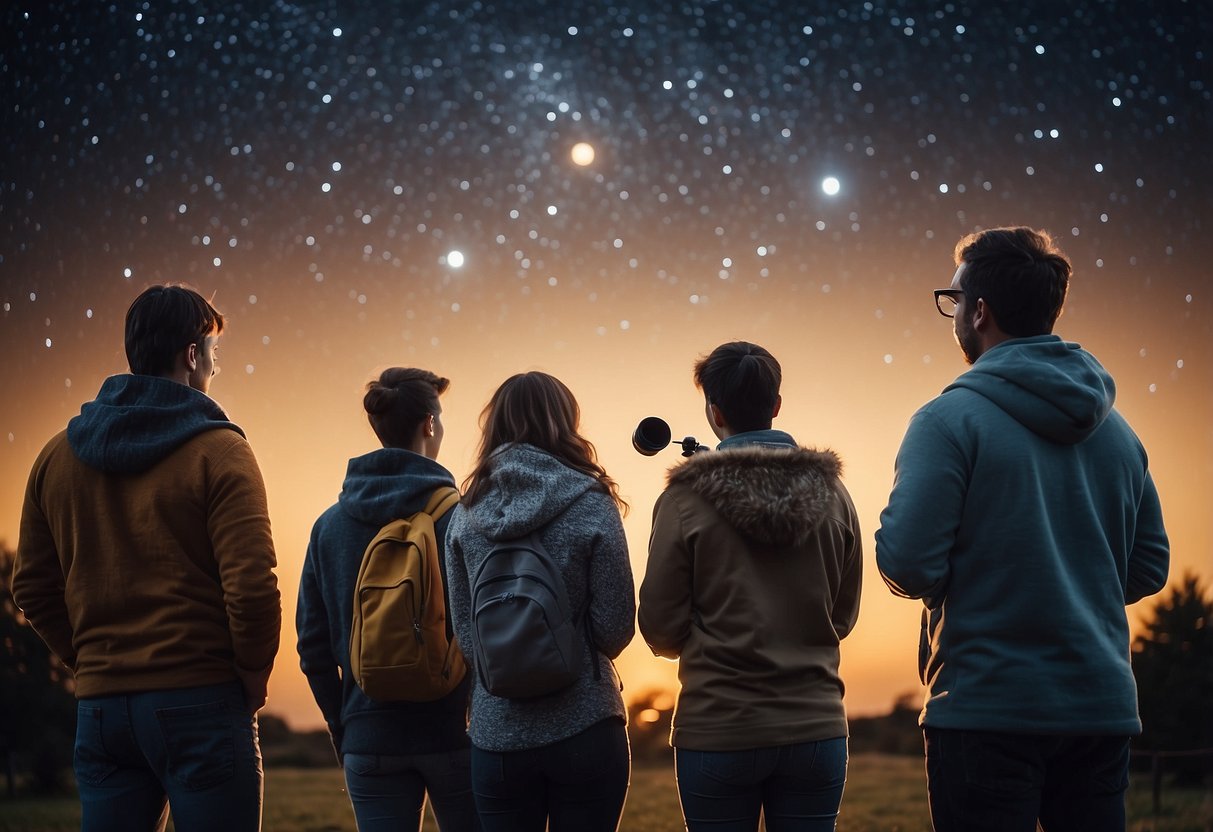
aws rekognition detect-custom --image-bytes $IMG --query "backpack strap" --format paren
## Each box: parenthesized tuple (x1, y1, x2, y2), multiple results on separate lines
(423, 486, 461, 521)
(423, 486, 461, 643)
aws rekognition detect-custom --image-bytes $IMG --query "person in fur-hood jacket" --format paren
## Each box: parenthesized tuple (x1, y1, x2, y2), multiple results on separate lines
(639, 341, 862, 832)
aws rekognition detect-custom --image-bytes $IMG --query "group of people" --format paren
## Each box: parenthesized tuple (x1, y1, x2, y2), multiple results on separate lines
(12, 225, 1170, 832)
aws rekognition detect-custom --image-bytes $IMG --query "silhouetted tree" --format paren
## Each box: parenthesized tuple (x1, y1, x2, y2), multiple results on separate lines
(1132, 571, 1213, 784)
(847, 691, 923, 756)
(0, 542, 77, 794)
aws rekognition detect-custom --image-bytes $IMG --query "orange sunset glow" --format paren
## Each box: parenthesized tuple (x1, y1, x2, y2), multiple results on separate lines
(2, 2, 1210, 737)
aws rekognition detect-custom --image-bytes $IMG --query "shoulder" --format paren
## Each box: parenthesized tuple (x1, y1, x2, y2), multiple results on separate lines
(902, 391, 981, 446)
(561, 486, 623, 535)
(32, 429, 71, 466)
(187, 427, 263, 470)
(26, 430, 72, 493)
(191, 425, 252, 451)
(570, 485, 617, 512)
(668, 445, 841, 487)
(310, 501, 346, 538)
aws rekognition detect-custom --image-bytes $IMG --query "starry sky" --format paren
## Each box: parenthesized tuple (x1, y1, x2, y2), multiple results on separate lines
(2, 1, 1210, 728)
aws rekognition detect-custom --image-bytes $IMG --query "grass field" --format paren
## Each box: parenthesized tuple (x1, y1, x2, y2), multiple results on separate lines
(0, 754, 1209, 831)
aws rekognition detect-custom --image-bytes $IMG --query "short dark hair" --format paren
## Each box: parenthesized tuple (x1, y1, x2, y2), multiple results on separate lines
(693, 341, 782, 433)
(954, 227, 1071, 336)
(364, 367, 449, 449)
(125, 285, 224, 376)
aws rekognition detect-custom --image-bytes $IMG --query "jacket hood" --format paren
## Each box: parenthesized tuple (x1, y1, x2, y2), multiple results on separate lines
(667, 444, 843, 547)
(338, 448, 458, 527)
(463, 443, 598, 541)
(947, 335, 1115, 444)
(67, 374, 244, 474)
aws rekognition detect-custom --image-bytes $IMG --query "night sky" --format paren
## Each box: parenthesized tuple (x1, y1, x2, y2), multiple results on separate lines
(3, 1, 1210, 726)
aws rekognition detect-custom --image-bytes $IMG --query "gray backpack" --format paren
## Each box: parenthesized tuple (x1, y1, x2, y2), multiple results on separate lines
(469, 531, 591, 698)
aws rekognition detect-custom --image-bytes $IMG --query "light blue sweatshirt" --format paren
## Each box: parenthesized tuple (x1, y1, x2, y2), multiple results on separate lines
(876, 335, 1169, 734)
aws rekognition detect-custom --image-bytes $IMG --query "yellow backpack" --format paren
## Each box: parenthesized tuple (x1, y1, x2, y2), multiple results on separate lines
(349, 487, 466, 701)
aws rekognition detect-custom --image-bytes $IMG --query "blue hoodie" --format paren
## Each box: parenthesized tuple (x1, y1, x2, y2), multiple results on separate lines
(68, 374, 243, 472)
(876, 336, 1169, 734)
(296, 448, 470, 757)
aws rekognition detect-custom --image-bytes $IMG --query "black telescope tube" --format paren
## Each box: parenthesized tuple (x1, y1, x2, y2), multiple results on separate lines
(632, 416, 673, 455)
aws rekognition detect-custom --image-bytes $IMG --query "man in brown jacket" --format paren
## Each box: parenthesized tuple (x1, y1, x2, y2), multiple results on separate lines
(13, 285, 280, 832)
(639, 341, 862, 831)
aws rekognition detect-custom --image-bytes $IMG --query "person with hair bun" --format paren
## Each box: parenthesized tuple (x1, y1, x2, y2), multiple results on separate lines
(444, 371, 636, 832)
(297, 368, 479, 832)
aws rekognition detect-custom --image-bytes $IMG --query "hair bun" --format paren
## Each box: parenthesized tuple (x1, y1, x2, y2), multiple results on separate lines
(363, 382, 398, 416)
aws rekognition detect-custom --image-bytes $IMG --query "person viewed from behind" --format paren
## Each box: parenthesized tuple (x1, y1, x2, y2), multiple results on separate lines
(638, 341, 863, 832)
(444, 371, 635, 832)
(296, 367, 478, 832)
(876, 227, 1170, 832)
(13, 284, 281, 832)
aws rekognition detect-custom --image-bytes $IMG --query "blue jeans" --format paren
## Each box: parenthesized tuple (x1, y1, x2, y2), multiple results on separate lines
(924, 728, 1131, 832)
(344, 748, 480, 832)
(675, 737, 848, 832)
(74, 681, 262, 832)
(470, 717, 630, 832)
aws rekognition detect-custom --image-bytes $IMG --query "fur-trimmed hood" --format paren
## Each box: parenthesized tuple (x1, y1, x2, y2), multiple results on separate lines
(667, 445, 843, 547)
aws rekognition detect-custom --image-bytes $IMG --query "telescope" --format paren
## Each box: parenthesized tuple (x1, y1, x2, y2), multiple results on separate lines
(632, 416, 710, 457)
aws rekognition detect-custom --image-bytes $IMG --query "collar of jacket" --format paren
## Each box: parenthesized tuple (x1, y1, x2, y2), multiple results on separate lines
(667, 441, 843, 546)
(716, 428, 798, 450)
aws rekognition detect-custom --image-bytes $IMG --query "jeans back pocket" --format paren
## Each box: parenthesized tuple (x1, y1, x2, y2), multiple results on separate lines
(155, 699, 236, 791)
(75, 704, 120, 787)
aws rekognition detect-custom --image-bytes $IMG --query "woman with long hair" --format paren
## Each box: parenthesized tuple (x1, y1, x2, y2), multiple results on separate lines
(297, 367, 479, 832)
(444, 371, 636, 832)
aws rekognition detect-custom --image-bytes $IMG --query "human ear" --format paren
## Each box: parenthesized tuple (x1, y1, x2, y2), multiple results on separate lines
(185, 343, 198, 371)
(771, 395, 782, 420)
(972, 298, 993, 331)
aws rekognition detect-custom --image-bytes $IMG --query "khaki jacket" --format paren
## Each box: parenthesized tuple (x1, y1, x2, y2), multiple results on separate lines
(639, 441, 862, 750)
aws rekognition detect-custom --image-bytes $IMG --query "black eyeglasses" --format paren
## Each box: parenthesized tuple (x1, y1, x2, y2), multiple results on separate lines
(934, 289, 964, 318)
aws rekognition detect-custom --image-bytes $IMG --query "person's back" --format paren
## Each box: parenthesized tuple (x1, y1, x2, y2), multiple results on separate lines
(883, 340, 1166, 732)
(876, 228, 1169, 832)
(443, 372, 635, 832)
(296, 367, 479, 832)
(639, 341, 862, 832)
(13, 284, 280, 832)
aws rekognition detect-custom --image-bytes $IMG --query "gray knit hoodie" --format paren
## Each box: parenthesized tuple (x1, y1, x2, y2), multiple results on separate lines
(444, 443, 635, 752)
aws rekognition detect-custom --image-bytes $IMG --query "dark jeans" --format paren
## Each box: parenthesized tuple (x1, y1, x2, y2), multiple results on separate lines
(675, 737, 848, 832)
(924, 728, 1131, 832)
(343, 748, 480, 832)
(74, 681, 262, 832)
(470, 717, 630, 832)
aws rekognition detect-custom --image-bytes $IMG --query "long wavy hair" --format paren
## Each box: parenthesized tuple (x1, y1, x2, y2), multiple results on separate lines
(461, 371, 627, 514)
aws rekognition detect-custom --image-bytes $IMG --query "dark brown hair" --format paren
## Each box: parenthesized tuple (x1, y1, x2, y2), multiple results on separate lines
(461, 372, 626, 514)
(364, 367, 449, 449)
(125, 284, 224, 376)
(954, 227, 1071, 336)
(693, 341, 782, 433)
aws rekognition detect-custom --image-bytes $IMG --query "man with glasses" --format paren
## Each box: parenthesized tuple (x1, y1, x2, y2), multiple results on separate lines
(875, 227, 1169, 832)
